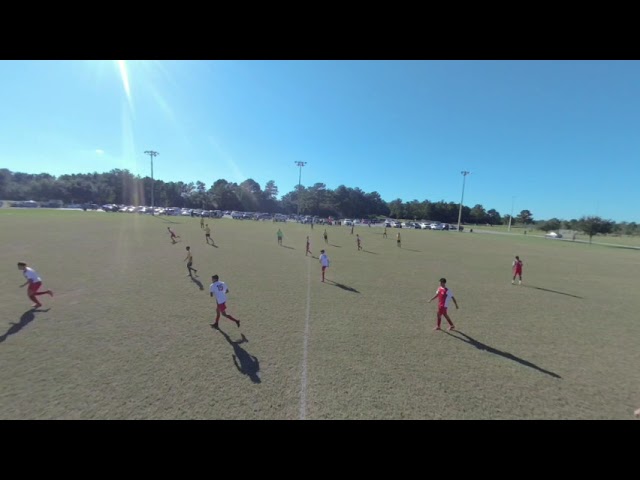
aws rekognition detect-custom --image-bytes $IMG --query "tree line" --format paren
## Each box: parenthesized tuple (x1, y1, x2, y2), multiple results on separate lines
(0, 168, 635, 238)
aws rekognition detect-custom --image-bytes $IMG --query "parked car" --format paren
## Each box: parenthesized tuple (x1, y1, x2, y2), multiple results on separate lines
(545, 231, 563, 239)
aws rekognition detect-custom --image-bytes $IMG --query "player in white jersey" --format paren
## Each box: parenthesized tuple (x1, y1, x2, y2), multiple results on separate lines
(17, 261, 53, 309)
(319, 250, 330, 282)
(209, 274, 240, 329)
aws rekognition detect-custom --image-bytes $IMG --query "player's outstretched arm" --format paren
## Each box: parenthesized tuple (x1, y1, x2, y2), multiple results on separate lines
(452, 297, 459, 309)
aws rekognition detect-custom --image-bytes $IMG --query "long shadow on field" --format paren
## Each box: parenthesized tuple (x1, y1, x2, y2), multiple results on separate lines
(522, 285, 583, 299)
(362, 250, 378, 254)
(153, 216, 181, 224)
(329, 244, 341, 248)
(214, 328, 261, 384)
(401, 248, 421, 252)
(605, 244, 640, 250)
(190, 275, 204, 291)
(0, 309, 47, 344)
(282, 246, 295, 250)
(445, 331, 561, 379)
(581, 242, 640, 251)
(326, 280, 360, 294)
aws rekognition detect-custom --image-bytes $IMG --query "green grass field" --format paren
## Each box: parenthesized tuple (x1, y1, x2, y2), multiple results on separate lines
(1, 209, 639, 419)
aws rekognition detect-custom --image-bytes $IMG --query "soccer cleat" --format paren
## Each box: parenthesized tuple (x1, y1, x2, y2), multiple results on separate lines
(519, 281, 522, 285)
(211, 323, 219, 329)
(433, 326, 441, 331)
(511, 280, 515, 284)
(49, 291, 54, 297)
(31, 304, 42, 309)
(448, 325, 455, 331)
(235, 319, 240, 328)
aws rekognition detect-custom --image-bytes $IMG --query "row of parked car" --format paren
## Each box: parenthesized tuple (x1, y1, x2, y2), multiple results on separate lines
(384, 220, 463, 231)
(99, 205, 226, 217)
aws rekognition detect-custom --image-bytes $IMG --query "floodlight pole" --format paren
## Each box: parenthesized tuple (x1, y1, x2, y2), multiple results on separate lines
(508, 196, 515, 232)
(456, 171, 470, 232)
(144, 150, 159, 214)
(295, 161, 307, 219)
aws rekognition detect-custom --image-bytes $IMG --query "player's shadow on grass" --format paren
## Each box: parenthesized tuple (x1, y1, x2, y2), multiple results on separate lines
(190, 276, 204, 290)
(522, 285, 583, 299)
(402, 248, 421, 252)
(215, 328, 261, 384)
(329, 244, 341, 248)
(208, 243, 219, 248)
(0, 309, 48, 344)
(446, 331, 561, 379)
(362, 250, 378, 254)
(326, 280, 360, 294)
(282, 246, 295, 249)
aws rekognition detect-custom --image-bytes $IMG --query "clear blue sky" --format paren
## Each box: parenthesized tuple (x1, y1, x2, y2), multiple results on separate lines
(1, 60, 638, 222)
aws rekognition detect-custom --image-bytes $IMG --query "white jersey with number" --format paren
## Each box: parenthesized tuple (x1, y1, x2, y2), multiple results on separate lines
(209, 281, 228, 304)
(24, 267, 42, 283)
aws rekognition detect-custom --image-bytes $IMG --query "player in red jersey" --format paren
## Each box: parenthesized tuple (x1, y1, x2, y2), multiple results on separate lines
(428, 277, 459, 331)
(512, 255, 523, 285)
(306, 236, 312, 256)
(167, 227, 180, 244)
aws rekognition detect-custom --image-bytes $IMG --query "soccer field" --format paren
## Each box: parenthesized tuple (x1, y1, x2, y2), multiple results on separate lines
(1, 210, 639, 419)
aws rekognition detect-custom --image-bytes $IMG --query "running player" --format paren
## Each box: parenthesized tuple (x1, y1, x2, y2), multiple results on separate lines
(209, 274, 240, 328)
(184, 246, 198, 277)
(17, 262, 53, 309)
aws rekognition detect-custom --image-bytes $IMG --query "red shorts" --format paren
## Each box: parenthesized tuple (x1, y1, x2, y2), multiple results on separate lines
(28, 281, 42, 294)
(514, 268, 522, 275)
(437, 306, 448, 316)
(217, 302, 227, 312)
